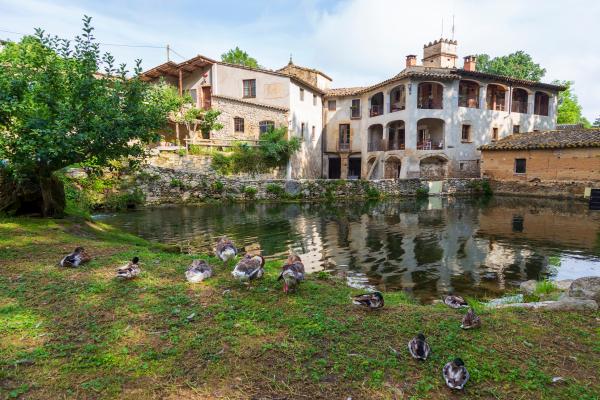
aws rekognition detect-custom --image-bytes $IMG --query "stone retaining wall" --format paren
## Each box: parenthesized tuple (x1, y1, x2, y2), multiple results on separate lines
(134, 166, 483, 205)
(490, 179, 592, 200)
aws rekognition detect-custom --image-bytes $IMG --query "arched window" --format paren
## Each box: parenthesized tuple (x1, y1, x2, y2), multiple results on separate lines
(458, 80, 479, 108)
(389, 85, 406, 112)
(534, 92, 549, 116)
(259, 120, 274, 134)
(486, 84, 506, 111)
(234, 117, 244, 133)
(369, 92, 384, 117)
(417, 83, 444, 109)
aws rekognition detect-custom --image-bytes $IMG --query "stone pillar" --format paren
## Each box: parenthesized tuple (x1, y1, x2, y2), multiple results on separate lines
(479, 84, 487, 110)
(340, 154, 349, 179)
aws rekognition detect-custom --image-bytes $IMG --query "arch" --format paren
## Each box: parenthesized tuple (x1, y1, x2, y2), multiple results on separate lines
(367, 124, 384, 151)
(486, 84, 507, 111)
(369, 92, 384, 117)
(384, 155, 402, 179)
(534, 91, 550, 116)
(389, 85, 406, 112)
(416, 118, 444, 150)
(511, 88, 529, 114)
(419, 155, 448, 180)
(417, 82, 444, 109)
(386, 120, 405, 150)
(458, 80, 480, 108)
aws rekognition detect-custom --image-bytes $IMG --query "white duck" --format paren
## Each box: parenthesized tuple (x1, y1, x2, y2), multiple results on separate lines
(231, 254, 265, 283)
(116, 257, 141, 280)
(185, 259, 213, 283)
(278, 253, 305, 294)
(215, 237, 237, 266)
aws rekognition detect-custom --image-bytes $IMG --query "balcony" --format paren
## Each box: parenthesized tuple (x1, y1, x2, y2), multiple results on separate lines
(370, 104, 383, 117)
(338, 142, 351, 152)
(417, 141, 444, 150)
(368, 141, 385, 152)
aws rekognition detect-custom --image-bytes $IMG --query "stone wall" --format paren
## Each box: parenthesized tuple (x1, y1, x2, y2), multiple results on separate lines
(133, 165, 483, 205)
(212, 96, 288, 140)
(490, 179, 592, 200)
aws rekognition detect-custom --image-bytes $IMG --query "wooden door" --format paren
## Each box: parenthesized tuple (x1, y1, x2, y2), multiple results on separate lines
(202, 87, 212, 109)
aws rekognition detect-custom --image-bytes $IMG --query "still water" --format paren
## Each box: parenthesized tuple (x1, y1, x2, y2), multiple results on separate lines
(97, 196, 600, 302)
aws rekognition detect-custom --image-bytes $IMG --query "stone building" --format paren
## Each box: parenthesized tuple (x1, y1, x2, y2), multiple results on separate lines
(141, 37, 564, 180)
(479, 128, 600, 181)
(322, 39, 564, 180)
(140, 56, 329, 179)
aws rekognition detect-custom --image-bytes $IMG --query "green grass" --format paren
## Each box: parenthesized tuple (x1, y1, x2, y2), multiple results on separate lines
(0, 217, 598, 399)
(534, 280, 558, 295)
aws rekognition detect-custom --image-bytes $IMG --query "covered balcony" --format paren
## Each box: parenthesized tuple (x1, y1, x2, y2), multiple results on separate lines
(389, 85, 406, 112)
(367, 124, 384, 152)
(369, 92, 384, 117)
(416, 118, 444, 150)
(458, 80, 480, 108)
(511, 88, 529, 114)
(417, 82, 444, 109)
(534, 91, 550, 116)
(486, 84, 507, 111)
(387, 120, 405, 150)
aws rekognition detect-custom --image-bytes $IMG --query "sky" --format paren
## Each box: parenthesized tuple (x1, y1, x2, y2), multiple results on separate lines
(1, 0, 598, 120)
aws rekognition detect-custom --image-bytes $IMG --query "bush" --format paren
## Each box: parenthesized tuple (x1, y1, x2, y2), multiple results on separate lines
(243, 186, 258, 199)
(211, 152, 233, 175)
(534, 280, 557, 295)
(364, 185, 380, 199)
(170, 178, 183, 188)
(265, 183, 285, 197)
(469, 179, 493, 196)
(416, 187, 429, 198)
(211, 180, 224, 192)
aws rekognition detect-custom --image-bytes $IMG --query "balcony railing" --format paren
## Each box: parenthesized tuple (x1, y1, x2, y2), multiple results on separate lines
(512, 100, 528, 114)
(368, 141, 384, 152)
(338, 142, 351, 152)
(388, 141, 405, 151)
(417, 141, 444, 150)
(417, 98, 443, 109)
(369, 104, 383, 117)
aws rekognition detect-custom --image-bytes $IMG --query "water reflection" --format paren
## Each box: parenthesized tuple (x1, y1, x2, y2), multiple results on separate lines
(98, 197, 600, 302)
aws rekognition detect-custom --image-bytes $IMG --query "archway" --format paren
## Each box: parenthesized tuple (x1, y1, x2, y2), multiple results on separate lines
(416, 118, 444, 150)
(384, 156, 402, 179)
(367, 124, 384, 151)
(419, 156, 448, 179)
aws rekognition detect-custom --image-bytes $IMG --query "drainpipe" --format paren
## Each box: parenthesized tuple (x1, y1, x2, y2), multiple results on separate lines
(321, 97, 326, 178)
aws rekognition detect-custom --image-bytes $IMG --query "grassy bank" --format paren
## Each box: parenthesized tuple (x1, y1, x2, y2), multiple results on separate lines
(0, 218, 598, 399)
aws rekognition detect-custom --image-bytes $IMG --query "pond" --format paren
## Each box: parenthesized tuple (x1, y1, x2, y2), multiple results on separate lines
(97, 196, 600, 302)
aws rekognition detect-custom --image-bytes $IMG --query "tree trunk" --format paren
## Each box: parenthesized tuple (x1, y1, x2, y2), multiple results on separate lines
(38, 174, 66, 218)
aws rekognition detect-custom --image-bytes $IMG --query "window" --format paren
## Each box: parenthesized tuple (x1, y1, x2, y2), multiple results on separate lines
(300, 122, 305, 138)
(300, 88, 305, 101)
(459, 162, 464, 171)
(515, 158, 526, 174)
(243, 79, 256, 98)
(534, 92, 549, 116)
(259, 120, 274, 135)
(513, 125, 520, 134)
(234, 117, 244, 133)
(486, 84, 506, 111)
(492, 127, 499, 141)
(511, 88, 528, 113)
(461, 124, 471, 142)
(512, 215, 524, 232)
(189, 88, 198, 105)
(458, 80, 479, 108)
(339, 124, 350, 150)
(351, 99, 361, 118)
(328, 100, 336, 111)
(313, 94, 317, 106)
(311, 126, 316, 141)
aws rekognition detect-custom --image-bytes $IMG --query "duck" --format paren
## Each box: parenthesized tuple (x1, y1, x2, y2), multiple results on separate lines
(442, 358, 470, 390)
(351, 292, 384, 310)
(231, 254, 265, 283)
(59, 247, 91, 268)
(116, 257, 141, 279)
(215, 237, 237, 266)
(278, 253, 305, 293)
(407, 333, 431, 360)
(185, 259, 213, 283)
(444, 295, 468, 309)
(461, 308, 481, 330)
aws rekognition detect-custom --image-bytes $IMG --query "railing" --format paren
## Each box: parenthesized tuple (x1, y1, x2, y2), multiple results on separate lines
(390, 103, 405, 112)
(338, 142, 351, 152)
(417, 141, 444, 150)
(512, 100, 528, 114)
(370, 104, 383, 117)
(185, 137, 261, 149)
(417, 98, 443, 109)
(368, 141, 385, 152)
(388, 141, 405, 151)
(458, 95, 479, 108)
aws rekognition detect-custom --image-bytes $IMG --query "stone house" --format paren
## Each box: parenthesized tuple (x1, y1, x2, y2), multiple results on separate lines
(479, 128, 600, 181)
(322, 39, 564, 180)
(140, 56, 329, 179)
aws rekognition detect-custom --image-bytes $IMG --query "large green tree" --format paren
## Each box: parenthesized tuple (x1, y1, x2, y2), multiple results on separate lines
(552, 80, 591, 127)
(475, 51, 546, 82)
(220, 46, 259, 68)
(0, 16, 177, 217)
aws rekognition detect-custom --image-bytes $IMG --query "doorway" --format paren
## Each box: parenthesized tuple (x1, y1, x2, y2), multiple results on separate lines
(348, 157, 361, 179)
(328, 157, 341, 179)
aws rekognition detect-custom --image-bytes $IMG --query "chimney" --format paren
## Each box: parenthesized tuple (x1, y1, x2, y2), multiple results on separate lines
(463, 55, 477, 71)
(406, 55, 417, 68)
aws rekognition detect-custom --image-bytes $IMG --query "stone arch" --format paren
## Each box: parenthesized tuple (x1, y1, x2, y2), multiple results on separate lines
(386, 120, 405, 150)
(384, 155, 402, 179)
(367, 124, 384, 151)
(419, 155, 448, 180)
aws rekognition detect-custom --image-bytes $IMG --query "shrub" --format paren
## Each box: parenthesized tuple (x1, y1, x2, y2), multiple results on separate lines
(469, 179, 493, 196)
(105, 189, 145, 210)
(265, 183, 285, 197)
(243, 186, 258, 199)
(364, 185, 380, 199)
(534, 280, 557, 295)
(416, 186, 429, 198)
(211, 180, 224, 192)
(211, 152, 233, 175)
(170, 178, 183, 188)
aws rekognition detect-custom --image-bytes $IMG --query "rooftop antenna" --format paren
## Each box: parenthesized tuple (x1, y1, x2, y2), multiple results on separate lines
(441, 17, 444, 37)
(451, 15, 455, 39)
(166, 44, 170, 62)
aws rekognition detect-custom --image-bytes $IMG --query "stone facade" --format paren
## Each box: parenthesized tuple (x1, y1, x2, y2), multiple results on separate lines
(211, 96, 288, 140)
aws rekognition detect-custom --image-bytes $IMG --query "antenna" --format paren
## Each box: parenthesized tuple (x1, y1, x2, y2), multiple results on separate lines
(289, 53, 293, 64)
(441, 17, 444, 37)
(166, 44, 170, 62)
(452, 15, 455, 39)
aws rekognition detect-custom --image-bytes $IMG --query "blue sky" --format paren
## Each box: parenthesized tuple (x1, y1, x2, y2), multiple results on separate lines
(1, 0, 598, 120)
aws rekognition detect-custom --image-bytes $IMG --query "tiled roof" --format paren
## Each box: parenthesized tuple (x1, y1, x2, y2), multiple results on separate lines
(324, 87, 368, 97)
(454, 69, 566, 91)
(479, 129, 600, 151)
(212, 94, 289, 112)
(277, 62, 333, 81)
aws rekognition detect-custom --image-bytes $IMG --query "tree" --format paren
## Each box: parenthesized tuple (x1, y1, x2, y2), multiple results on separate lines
(593, 116, 600, 128)
(475, 51, 546, 82)
(221, 46, 259, 68)
(552, 80, 591, 127)
(0, 16, 178, 217)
